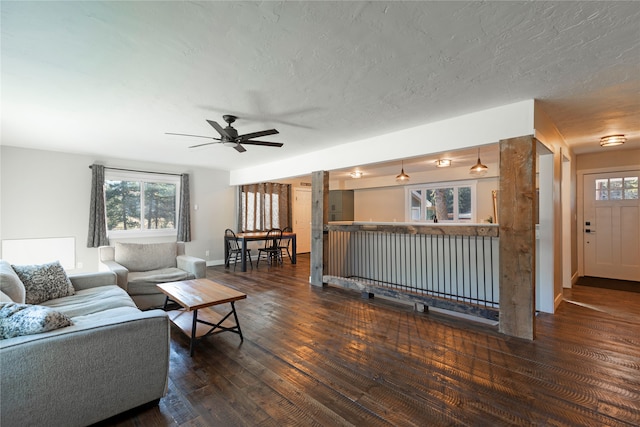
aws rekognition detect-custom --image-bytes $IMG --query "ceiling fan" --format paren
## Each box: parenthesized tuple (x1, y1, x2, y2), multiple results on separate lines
(166, 115, 283, 153)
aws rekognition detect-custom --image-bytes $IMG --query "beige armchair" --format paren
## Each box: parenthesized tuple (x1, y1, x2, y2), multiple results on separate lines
(99, 241, 205, 309)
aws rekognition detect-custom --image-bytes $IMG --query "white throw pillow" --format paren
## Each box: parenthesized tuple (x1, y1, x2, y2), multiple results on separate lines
(0, 302, 73, 339)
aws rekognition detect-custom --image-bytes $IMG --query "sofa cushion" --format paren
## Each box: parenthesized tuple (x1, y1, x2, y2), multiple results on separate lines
(42, 285, 137, 318)
(11, 261, 75, 304)
(127, 268, 194, 295)
(0, 260, 26, 303)
(115, 242, 177, 272)
(0, 302, 73, 339)
(0, 291, 13, 302)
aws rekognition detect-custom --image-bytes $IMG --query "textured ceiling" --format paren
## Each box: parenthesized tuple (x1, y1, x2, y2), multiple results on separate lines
(1, 1, 639, 175)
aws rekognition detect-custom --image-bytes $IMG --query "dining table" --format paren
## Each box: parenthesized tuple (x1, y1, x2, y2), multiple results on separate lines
(224, 231, 296, 272)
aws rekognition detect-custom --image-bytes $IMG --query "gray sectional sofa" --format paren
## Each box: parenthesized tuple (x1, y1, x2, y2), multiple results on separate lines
(99, 241, 206, 309)
(0, 260, 170, 427)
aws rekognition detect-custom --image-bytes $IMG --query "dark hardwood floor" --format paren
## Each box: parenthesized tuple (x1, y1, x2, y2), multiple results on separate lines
(96, 255, 640, 426)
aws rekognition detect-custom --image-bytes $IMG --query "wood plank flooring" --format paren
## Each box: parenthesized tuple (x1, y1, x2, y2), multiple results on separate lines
(95, 255, 640, 426)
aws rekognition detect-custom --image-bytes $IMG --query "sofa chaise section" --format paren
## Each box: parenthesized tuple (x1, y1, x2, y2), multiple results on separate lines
(0, 261, 170, 427)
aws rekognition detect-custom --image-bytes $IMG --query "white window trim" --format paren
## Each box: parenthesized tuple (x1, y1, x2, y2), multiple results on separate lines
(105, 170, 181, 238)
(404, 180, 477, 223)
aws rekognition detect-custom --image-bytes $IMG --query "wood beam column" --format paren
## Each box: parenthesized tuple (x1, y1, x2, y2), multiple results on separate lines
(499, 135, 536, 340)
(310, 171, 329, 287)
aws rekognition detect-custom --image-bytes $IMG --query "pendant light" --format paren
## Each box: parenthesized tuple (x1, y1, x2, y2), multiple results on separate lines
(469, 147, 488, 177)
(396, 160, 410, 181)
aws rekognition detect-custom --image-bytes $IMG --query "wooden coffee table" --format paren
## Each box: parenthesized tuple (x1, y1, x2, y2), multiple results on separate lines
(157, 278, 247, 356)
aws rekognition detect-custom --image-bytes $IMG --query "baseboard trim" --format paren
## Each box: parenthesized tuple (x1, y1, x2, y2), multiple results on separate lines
(571, 271, 580, 286)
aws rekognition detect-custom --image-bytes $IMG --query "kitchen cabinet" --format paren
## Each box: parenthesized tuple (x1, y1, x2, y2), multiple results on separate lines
(329, 190, 354, 221)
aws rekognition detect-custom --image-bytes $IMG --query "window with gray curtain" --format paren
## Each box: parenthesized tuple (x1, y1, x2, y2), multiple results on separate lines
(87, 166, 191, 244)
(177, 174, 191, 242)
(238, 183, 291, 232)
(87, 164, 108, 248)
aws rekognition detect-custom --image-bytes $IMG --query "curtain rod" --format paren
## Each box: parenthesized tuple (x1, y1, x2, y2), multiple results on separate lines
(89, 165, 183, 177)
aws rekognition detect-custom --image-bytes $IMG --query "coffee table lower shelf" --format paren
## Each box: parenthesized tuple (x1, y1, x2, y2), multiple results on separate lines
(166, 305, 243, 356)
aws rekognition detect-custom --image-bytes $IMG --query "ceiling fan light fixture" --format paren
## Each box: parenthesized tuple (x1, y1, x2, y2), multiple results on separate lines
(350, 171, 363, 179)
(396, 161, 410, 182)
(222, 141, 237, 147)
(469, 148, 488, 177)
(435, 159, 451, 168)
(600, 134, 626, 147)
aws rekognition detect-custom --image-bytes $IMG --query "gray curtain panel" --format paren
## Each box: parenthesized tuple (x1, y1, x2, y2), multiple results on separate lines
(86, 164, 109, 248)
(239, 182, 291, 232)
(177, 173, 191, 242)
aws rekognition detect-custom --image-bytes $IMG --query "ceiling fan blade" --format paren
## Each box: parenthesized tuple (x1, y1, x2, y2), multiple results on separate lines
(165, 132, 219, 140)
(240, 140, 284, 147)
(237, 129, 279, 141)
(206, 120, 231, 139)
(188, 141, 220, 148)
(234, 144, 247, 153)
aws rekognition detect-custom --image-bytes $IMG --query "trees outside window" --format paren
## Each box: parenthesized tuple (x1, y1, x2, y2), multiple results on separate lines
(105, 171, 179, 236)
(407, 181, 475, 222)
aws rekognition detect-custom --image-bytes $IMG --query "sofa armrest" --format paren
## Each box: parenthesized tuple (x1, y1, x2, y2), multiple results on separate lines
(177, 255, 206, 278)
(99, 260, 129, 290)
(69, 271, 117, 291)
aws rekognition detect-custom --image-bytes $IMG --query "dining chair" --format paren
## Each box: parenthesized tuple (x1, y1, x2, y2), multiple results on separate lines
(257, 228, 283, 268)
(278, 226, 293, 263)
(225, 229, 252, 271)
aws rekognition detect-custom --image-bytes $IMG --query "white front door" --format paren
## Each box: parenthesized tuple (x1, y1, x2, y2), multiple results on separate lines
(583, 171, 640, 281)
(293, 188, 312, 253)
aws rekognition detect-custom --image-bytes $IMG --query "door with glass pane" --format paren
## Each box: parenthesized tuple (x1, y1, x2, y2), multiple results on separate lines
(583, 171, 640, 281)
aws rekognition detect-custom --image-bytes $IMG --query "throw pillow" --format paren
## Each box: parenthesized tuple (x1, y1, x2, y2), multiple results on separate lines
(0, 302, 73, 339)
(11, 261, 75, 305)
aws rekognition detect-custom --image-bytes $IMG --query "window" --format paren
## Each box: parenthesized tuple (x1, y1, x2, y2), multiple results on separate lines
(595, 176, 638, 201)
(406, 181, 476, 222)
(105, 171, 180, 236)
(239, 183, 290, 232)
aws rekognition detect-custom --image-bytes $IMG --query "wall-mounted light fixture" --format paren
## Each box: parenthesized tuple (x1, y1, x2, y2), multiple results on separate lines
(600, 134, 626, 147)
(396, 161, 410, 181)
(435, 159, 451, 168)
(469, 148, 488, 177)
(350, 171, 363, 179)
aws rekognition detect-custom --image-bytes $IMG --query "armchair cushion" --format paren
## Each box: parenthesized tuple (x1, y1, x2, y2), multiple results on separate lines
(99, 242, 205, 310)
(127, 268, 193, 295)
(0, 302, 73, 339)
(11, 261, 75, 305)
(114, 242, 177, 272)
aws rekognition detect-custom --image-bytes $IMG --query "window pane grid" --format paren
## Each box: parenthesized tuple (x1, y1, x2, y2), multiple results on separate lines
(105, 172, 180, 234)
(407, 183, 474, 223)
(595, 176, 638, 200)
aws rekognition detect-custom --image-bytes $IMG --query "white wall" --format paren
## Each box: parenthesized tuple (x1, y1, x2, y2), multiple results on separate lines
(577, 149, 640, 171)
(337, 161, 499, 224)
(534, 102, 576, 310)
(352, 178, 498, 224)
(231, 100, 534, 185)
(0, 146, 234, 272)
(354, 187, 406, 222)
